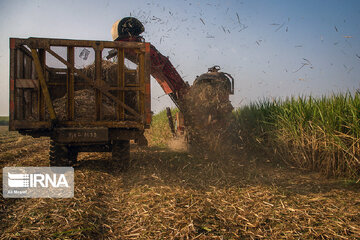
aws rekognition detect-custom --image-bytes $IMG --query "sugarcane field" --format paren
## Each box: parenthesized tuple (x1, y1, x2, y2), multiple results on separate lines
(0, 1, 360, 239)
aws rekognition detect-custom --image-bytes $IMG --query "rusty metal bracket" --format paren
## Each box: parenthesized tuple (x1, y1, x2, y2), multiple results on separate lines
(45, 47, 143, 121)
(31, 49, 57, 121)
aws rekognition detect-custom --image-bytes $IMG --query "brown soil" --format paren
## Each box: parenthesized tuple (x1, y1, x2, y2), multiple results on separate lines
(1, 126, 359, 239)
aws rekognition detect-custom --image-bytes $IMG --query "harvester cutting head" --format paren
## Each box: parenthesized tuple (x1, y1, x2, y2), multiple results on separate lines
(111, 17, 145, 41)
(193, 66, 234, 95)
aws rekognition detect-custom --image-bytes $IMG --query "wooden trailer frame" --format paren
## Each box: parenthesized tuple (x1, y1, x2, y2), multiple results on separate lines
(9, 37, 151, 133)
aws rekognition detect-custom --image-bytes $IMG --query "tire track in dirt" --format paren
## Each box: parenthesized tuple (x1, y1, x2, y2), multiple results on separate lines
(0, 136, 45, 152)
(0, 138, 49, 168)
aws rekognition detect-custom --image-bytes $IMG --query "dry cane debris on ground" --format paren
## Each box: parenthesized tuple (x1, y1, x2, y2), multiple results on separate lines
(0, 126, 359, 239)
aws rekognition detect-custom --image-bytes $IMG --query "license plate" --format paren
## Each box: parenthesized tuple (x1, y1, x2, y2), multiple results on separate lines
(55, 128, 108, 143)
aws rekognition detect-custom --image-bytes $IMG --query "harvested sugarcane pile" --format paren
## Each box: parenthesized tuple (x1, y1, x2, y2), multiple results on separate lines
(82, 59, 119, 86)
(51, 60, 138, 121)
(52, 89, 116, 121)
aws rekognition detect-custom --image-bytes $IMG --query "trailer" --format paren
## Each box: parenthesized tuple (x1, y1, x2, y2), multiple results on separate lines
(9, 37, 151, 169)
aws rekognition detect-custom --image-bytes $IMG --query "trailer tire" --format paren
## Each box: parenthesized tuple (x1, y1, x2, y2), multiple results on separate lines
(68, 148, 78, 165)
(112, 140, 130, 171)
(49, 140, 72, 166)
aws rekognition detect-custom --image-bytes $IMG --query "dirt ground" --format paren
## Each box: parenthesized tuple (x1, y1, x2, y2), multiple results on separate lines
(0, 126, 359, 239)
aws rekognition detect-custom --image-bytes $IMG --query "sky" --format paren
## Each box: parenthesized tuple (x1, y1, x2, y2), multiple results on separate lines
(0, 0, 359, 115)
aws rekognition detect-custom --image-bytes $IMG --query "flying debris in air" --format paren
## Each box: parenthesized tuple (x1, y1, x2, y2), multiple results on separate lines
(293, 58, 313, 73)
(235, 12, 248, 32)
(334, 25, 338, 32)
(271, 21, 288, 32)
(356, 54, 360, 60)
(343, 64, 351, 73)
(293, 65, 307, 73)
(236, 12, 240, 24)
(256, 40, 263, 46)
(275, 23, 285, 32)
(303, 58, 313, 69)
(200, 18, 205, 25)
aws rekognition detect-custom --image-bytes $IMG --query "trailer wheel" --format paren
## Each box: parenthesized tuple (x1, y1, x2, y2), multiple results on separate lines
(68, 148, 78, 165)
(49, 140, 72, 166)
(112, 140, 130, 171)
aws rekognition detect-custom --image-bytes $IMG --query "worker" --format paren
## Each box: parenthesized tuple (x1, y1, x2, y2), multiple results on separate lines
(111, 17, 144, 41)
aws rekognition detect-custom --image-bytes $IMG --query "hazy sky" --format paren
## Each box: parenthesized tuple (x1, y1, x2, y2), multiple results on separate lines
(0, 0, 359, 115)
